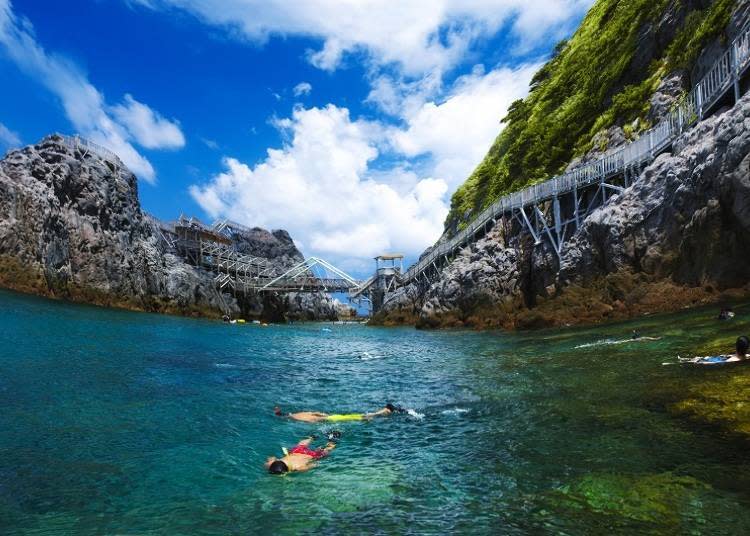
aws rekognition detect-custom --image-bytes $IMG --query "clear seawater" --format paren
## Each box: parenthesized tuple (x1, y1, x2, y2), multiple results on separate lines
(1, 289, 750, 535)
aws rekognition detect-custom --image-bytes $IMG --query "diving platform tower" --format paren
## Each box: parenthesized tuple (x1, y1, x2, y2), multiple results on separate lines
(371, 254, 403, 312)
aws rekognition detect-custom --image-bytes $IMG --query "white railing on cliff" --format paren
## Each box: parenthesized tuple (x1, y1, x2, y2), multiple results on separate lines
(401, 21, 750, 285)
(57, 134, 126, 169)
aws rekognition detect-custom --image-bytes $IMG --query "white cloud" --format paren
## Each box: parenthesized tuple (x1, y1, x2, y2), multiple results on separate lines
(201, 137, 219, 150)
(0, 122, 21, 149)
(133, 0, 593, 75)
(0, 0, 184, 182)
(110, 94, 185, 150)
(392, 63, 539, 188)
(117, 0, 584, 265)
(292, 82, 312, 97)
(190, 62, 535, 264)
(190, 105, 448, 261)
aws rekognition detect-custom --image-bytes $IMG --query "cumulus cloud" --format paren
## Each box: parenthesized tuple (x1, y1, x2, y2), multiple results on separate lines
(189, 61, 535, 263)
(132, 0, 593, 75)
(110, 94, 185, 150)
(0, 0, 184, 182)
(392, 63, 539, 188)
(292, 81, 312, 97)
(0, 122, 21, 149)
(119, 0, 586, 263)
(190, 105, 448, 261)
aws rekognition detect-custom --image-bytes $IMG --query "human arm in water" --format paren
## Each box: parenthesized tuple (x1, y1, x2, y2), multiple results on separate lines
(363, 403, 403, 420)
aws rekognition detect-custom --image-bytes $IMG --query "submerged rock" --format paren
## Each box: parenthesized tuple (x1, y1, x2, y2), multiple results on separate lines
(534, 472, 714, 530)
(669, 369, 750, 438)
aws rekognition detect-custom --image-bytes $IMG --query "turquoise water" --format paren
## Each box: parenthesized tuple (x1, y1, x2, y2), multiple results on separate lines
(1, 289, 750, 534)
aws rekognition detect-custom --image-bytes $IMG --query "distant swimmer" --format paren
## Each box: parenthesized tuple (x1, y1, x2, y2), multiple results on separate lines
(718, 307, 736, 320)
(680, 335, 749, 366)
(265, 432, 340, 475)
(631, 330, 661, 341)
(273, 403, 403, 423)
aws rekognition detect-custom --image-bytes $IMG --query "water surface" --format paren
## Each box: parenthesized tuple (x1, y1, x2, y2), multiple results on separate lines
(1, 289, 749, 534)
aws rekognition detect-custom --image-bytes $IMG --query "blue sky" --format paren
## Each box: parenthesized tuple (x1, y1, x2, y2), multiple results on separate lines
(0, 0, 591, 275)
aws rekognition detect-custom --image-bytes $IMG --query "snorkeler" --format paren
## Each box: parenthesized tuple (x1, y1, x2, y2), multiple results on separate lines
(684, 335, 749, 366)
(273, 403, 403, 423)
(265, 432, 340, 474)
(630, 330, 661, 342)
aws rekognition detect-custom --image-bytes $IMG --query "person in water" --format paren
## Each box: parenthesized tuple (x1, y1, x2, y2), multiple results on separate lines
(630, 330, 661, 342)
(718, 307, 735, 320)
(265, 432, 340, 474)
(273, 403, 403, 423)
(692, 335, 749, 365)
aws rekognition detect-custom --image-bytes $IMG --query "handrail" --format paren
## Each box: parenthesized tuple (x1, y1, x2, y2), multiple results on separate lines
(400, 20, 750, 285)
(58, 134, 125, 168)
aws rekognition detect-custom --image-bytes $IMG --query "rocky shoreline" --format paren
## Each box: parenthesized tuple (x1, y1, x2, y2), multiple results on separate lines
(374, 91, 750, 331)
(0, 135, 336, 321)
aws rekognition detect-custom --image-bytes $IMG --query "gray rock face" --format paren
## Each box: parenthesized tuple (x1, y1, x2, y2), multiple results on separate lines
(380, 93, 750, 327)
(233, 228, 303, 268)
(0, 135, 335, 320)
(420, 228, 522, 317)
(0, 135, 227, 314)
(648, 71, 688, 125)
(284, 292, 337, 321)
(560, 93, 750, 289)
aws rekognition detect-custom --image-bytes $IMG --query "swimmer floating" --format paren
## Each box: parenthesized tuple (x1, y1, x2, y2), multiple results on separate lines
(265, 432, 341, 474)
(664, 336, 750, 366)
(273, 403, 404, 423)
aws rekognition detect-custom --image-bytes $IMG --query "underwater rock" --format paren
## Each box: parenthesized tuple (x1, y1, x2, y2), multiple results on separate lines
(669, 369, 750, 438)
(535, 472, 712, 530)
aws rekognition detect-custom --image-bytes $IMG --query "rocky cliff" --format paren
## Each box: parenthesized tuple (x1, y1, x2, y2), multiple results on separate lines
(375, 0, 750, 330)
(448, 0, 742, 231)
(375, 92, 750, 329)
(0, 135, 335, 320)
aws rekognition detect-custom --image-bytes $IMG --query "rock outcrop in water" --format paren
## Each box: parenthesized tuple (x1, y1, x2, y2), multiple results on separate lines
(0, 135, 335, 320)
(375, 92, 750, 330)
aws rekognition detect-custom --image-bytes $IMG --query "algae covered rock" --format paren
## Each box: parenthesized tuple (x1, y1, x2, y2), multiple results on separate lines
(535, 472, 715, 531)
(669, 369, 750, 438)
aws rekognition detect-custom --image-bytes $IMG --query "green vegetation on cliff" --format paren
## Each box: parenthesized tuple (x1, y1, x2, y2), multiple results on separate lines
(446, 0, 737, 231)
